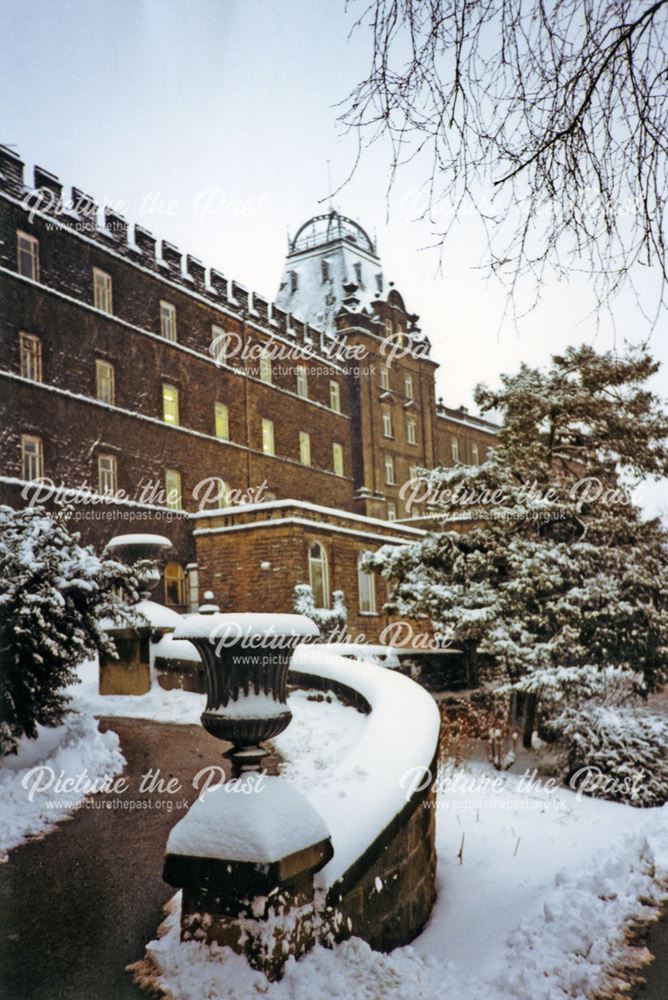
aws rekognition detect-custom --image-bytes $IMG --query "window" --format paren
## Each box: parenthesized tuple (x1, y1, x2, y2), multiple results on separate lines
(215, 479, 232, 505)
(299, 430, 311, 466)
(17, 231, 39, 281)
(387, 501, 397, 521)
(19, 333, 42, 382)
(382, 406, 393, 438)
(384, 318, 393, 338)
(354, 262, 362, 285)
(358, 552, 377, 614)
(384, 454, 395, 485)
(404, 373, 414, 399)
(376, 272, 383, 292)
(379, 365, 390, 390)
(406, 416, 417, 445)
(308, 542, 329, 609)
(329, 380, 341, 413)
(332, 442, 344, 476)
(96, 359, 115, 404)
(451, 437, 460, 463)
(93, 268, 113, 314)
(259, 347, 273, 384)
(97, 454, 117, 495)
(321, 259, 330, 283)
(296, 364, 308, 398)
(164, 562, 186, 607)
(162, 383, 180, 425)
(21, 435, 43, 481)
(290, 270, 298, 293)
(409, 463, 418, 483)
(472, 443, 480, 465)
(187, 566, 199, 612)
(262, 418, 275, 455)
(211, 324, 226, 364)
(164, 469, 182, 510)
(160, 300, 177, 342)
(214, 402, 229, 440)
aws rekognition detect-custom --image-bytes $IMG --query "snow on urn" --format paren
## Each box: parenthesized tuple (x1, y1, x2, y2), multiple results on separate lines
(172, 612, 319, 769)
(104, 532, 172, 598)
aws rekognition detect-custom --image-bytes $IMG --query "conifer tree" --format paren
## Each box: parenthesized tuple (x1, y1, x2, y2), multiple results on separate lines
(366, 345, 668, 695)
(0, 506, 141, 754)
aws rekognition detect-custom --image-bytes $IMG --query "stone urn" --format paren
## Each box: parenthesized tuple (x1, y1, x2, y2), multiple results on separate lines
(100, 533, 175, 695)
(104, 532, 173, 597)
(172, 612, 319, 766)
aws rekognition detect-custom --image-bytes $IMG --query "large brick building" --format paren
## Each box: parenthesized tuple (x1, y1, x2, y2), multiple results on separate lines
(0, 145, 497, 642)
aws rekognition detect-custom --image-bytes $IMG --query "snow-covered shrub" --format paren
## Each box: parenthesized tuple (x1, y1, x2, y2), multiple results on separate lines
(0, 506, 141, 754)
(292, 584, 347, 641)
(554, 705, 668, 807)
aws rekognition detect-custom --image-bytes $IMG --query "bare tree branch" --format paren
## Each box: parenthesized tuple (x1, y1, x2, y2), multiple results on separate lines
(341, 0, 668, 316)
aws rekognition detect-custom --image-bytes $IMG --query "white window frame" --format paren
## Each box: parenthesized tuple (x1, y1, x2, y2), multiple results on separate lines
(384, 454, 395, 485)
(98, 453, 117, 495)
(17, 231, 39, 281)
(93, 267, 113, 314)
(19, 332, 42, 382)
(211, 324, 226, 364)
(96, 359, 115, 405)
(259, 347, 273, 385)
(382, 406, 393, 438)
(262, 418, 275, 455)
(406, 416, 417, 445)
(187, 565, 200, 612)
(387, 501, 397, 521)
(308, 541, 330, 609)
(299, 430, 311, 466)
(472, 443, 480, 465)
(160, 300, 177, 342)
(332, 442, 344, 476)
(358, 552, 377, 614)
(165, 469, 182, 511)
(162, 383, 180, 425)
(329, 380, 341, 413)
(296, 364, 308, 399)
(21, 434, 43, 481)
(404, 373, 414, 399)
(451, 437, 460, 463)
(214, 401, 229, 440)
(379, 364, 390, 390)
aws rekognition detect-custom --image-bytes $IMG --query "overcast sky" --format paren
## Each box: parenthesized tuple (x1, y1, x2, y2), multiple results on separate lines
(2, 0, 666, 514)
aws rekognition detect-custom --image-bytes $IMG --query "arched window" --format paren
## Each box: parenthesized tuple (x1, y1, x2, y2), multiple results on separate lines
(358, 552, 376, 614)
(164, 562, 186, 607)
(308, 542, 329, 609)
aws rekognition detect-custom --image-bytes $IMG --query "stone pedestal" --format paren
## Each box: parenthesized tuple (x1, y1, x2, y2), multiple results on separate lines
(163, 775, 333, 979)
(99, 627, 152, 695)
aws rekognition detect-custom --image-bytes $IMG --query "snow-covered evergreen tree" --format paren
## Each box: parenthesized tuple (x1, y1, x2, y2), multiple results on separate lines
(0, 506, 142, 754)
(292, 584, 347, 641)
(365, 344, 668, 696)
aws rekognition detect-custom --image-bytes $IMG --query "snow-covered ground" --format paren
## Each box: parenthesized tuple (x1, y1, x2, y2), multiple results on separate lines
(6, 658, 668, 997)
(67, 658, 206, 724)
(0, 712, 125, 860)
(143, 743, 668, 999)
